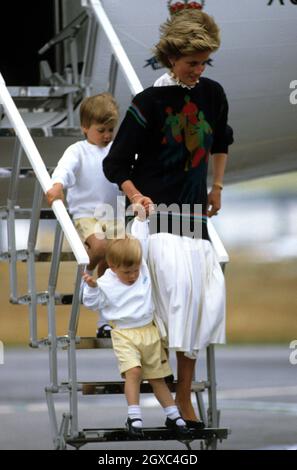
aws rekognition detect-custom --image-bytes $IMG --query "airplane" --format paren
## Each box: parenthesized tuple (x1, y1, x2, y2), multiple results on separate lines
(0, 0, 296, 451)
(1, 0, 297, 185)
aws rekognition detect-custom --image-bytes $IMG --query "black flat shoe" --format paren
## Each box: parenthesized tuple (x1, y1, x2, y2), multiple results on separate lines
(185, 419, 205, 429)
(165, 417, 190, 437)
(96, 324, 112, 338)
(164, 374, 175, 383)
(125, 418, 144, 437)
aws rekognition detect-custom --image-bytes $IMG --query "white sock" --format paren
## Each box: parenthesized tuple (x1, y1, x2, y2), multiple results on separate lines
(164, 405, 186, 426)
(128, 405, 143, 428)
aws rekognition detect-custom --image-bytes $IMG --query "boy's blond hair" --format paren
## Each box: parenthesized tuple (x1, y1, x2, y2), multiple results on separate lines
(106, 235, 142, 268)
(80, 93, 119, 129)
(154, 10, 220, 69)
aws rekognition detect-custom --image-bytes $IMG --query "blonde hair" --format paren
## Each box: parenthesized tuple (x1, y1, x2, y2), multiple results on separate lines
(154, 10, 220, 69)
(79, 93, 119, 128)
(106, 236, 142, 268)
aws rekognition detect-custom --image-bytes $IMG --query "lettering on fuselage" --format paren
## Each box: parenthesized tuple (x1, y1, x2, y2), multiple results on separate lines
(267, 0, 297, 5)
(289, 80, 297, 104)
(0, 340, 4, 365)
(289, 340, 297, 365)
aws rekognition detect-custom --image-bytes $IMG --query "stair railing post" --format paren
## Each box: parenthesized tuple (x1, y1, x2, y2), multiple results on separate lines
(65, 67, 74, 127)
(80, 13, 98, 96)
(27, 180, 43, 346)
(68, 265, 85, 437)
(108, 53, 118, 95)
(7, 138, 23, 303)
(69, 37, 79, 85)
(47, 222, 64, 388)
(206, 344, 219, 430)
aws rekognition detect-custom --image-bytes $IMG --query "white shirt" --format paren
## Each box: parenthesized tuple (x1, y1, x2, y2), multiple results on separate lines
(153, 72, 177, 87)
(83, 260, 154, 329)
(51, 140, 122, 219)
(154, 72, 198, 90)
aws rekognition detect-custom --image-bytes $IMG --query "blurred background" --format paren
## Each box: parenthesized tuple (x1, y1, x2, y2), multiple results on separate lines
(1, 0, 297, 450)
(217, 171, 297, 344)
(1, 170, 296, 346)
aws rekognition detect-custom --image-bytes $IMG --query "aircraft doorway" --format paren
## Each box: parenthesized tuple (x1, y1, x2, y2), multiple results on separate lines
(0, 1, 56, 85)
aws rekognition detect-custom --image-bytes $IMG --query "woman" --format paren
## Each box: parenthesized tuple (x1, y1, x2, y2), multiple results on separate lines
(103, 8, 233, 428)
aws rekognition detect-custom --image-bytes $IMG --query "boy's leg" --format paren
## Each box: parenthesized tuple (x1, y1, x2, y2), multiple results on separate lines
(148, 378, 175, 408)
(124, 367, 142, 405)
(124, 367, 143, 432)
(148, 378, 186, 428)
(96, 257, 109, 278)
(85, 235, 108, 275)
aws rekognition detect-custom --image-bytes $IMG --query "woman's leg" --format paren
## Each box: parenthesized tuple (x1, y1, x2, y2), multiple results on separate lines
(148, 378, 186, 428)
(175, 352, 198, 421)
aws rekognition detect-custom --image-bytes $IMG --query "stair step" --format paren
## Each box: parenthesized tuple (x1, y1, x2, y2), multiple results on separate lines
(65, 426, 228, 445)
(79, 380, 207, 395)
(0, 209, 62, 220)
(0, 128, 81, 180)
(33, 336, 71, 349)
(0, 251, 75, 263)
(8, 85, 80, 99)
(32, 335, 112, 349)
(0, 249, 28, 262)
(0, 216, 74, 255)
(75, 337, 112, 349)
(14, 292, 75, 305)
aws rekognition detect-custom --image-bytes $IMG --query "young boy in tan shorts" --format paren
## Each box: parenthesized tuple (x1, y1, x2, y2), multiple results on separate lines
(46, 93, 124, 280)
(82, 236, 190, 437)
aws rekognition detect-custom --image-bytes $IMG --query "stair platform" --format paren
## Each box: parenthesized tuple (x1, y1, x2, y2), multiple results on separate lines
(65, 426, 228, 448)
(13, 291, 76, 306)
(0, 219, 74, 257)
(0, 127, 82, 171)
(60, 380, 207, 395)
(34, 336, 112, 349)
(75, 337, 112, 349)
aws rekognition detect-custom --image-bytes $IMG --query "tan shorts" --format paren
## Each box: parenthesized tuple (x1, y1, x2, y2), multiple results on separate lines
(111, 322, 172, 380)
(74, 217, 125, 242)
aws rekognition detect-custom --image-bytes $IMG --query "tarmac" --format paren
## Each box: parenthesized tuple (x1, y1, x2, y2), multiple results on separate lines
(0, 344, 297, 450)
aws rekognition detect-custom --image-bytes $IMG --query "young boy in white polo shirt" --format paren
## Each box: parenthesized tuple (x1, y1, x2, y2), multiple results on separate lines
(46, 93, 123, 279)
(82, 235, 189, 437)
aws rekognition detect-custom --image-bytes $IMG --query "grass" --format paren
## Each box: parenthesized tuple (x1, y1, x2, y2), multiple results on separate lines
(225, 252, 297, 343)
(228, 171, 297, 194)
(1, 253, 297, 345)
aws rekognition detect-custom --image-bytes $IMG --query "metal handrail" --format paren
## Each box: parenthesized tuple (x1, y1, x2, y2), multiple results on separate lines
(207, 219, 229, 264)
(38, 11, 88, 56)
(0, 73, 89, 266)
(85, 0, 143, 96)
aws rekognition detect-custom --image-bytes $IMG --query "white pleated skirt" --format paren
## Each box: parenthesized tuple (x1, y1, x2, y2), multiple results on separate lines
(147, 233, 226, 359)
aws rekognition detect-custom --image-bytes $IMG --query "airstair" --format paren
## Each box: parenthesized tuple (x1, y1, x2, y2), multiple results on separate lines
(0, 0, 229, 450)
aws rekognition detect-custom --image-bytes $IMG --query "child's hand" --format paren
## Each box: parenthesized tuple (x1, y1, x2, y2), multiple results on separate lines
(46, 183, 64, 206)
(82, 273, 97, 288)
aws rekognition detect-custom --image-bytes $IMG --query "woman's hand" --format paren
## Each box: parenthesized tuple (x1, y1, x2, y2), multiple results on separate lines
(82, 273, 97, 288)
(46, 183, 64, 206)
(131, 194, 155, 219)
(207, 187, 222, 217)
